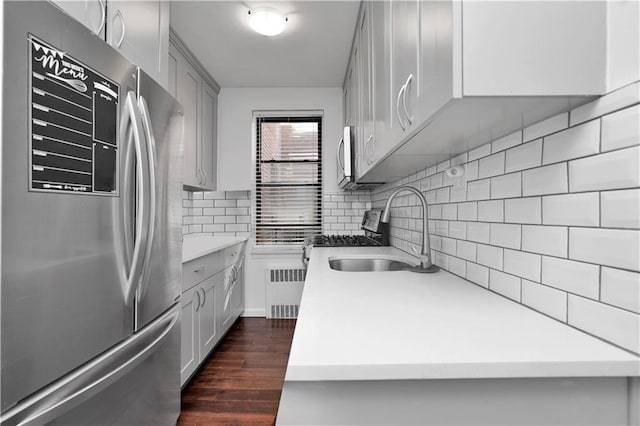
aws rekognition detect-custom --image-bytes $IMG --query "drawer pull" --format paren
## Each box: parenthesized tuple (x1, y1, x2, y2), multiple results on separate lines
(231, 251, 238, 257)
(194, 267, 205, 273)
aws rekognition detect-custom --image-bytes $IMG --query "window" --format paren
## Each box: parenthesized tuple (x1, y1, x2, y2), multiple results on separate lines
(254, 114, 322, 245)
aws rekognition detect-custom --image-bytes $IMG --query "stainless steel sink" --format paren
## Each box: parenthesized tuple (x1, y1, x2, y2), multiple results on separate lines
(328, 257, 415, 272)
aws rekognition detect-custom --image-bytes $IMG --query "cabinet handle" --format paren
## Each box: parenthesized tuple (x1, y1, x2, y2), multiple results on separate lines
(202, 170, 208, 186)
(336, 138, 345, 173)
(232, 266, 238, 283)
(193, 267, 205, 273)
(365, 135, 374, 165)
(396, 85, 406, 131)
(200, 288, 206, 308)
(194, 289, 201, 312)
(113, 10, 126, 48)
(96, 0, 106, 36)
(402, 74, 414, 126)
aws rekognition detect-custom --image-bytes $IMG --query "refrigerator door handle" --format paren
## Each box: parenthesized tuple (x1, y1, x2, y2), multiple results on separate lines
(136, 95, 157, 302)
(118, 91, 152, 306)
(0, 305, 179, 426)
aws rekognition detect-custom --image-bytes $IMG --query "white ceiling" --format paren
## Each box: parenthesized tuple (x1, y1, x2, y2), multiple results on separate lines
(170, 1, 361, 88)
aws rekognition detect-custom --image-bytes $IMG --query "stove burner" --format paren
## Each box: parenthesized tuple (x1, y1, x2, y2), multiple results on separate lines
(312, 234, 382, 247)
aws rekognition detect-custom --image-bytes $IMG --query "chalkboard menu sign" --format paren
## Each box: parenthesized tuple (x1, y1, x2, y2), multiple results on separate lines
(29, 35, 120, 196)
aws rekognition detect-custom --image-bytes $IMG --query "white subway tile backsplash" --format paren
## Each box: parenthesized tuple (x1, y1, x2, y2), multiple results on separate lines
(569, 228, 640, 271)
(477, 244, 504, 270)
(490, 270, 521, 301)
(522, 225, 567, 257)
(467, 222, 490, 244)
(370, 87, 640, 354)
(601, 267, 640, 314)
(568, 295, 640, 354)
(601, 104, 640, 153)
(541, 256, 600, 299)
(466, 262, 489, 288)
(570, 145, 640, 192)
(467, 179, 491, 201)
(430, 173, 443, 189)
(214, 216, 236, 224)
(465, 161, 479, 181)
(489, 223, 521, 249)
(504, 197, 541, 224)
(442, 204, 457, 220)
(523, 112, 569, 142)
(570, 81, 640, 126)
(449, 256, 466, 277)
(504, 249, 541, 282)
(469, 143, 492, 161)
(522, 280, 568, 322)
(478, 200, 504, 222)
(601, 189, 640, 229)
(479, 152, 505, 178)
(441, 237, 457, 255)
(436, 187, 451, 203)
(193, 200, 214, 208)
(458, 202, 478, 221)
(542, 120, 600, 165)
(437, 160, 451, 173)
(542, 193, 599, 227)
(490, 172, 522, 199)
(505, 139, 542, 173)
(449, 221, 467, 240)
(492, 131, 522, 153)
(522, 163, 568, 196)
(457, 240, 477, 261)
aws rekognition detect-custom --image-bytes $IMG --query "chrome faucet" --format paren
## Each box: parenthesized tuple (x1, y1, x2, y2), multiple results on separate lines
(381, 185, 439, 273)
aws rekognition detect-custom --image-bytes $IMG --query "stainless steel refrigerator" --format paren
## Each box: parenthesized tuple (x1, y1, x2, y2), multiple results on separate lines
(1, 2, 184, 424)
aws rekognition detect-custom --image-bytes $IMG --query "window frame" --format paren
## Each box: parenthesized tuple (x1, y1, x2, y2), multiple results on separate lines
(252, 111, 323, 247)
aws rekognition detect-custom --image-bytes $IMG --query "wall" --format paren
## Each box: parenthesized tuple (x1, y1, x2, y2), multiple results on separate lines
(607, 0, 640, 91)
(372, 83, 640, 355)
(216, 87, 344, 193)
(189, 87, 348, 316)
(182, 190, 250, 236)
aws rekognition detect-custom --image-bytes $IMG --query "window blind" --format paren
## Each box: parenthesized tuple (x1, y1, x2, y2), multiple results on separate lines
(255, 115, 322, 245)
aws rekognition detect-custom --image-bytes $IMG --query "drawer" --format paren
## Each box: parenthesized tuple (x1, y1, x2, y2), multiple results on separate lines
(182, 252, 224, 292)
(223, 242, 246, 267)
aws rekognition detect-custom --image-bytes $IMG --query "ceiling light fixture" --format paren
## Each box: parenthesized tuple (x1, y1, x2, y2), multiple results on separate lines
(248, 9, 288, 37)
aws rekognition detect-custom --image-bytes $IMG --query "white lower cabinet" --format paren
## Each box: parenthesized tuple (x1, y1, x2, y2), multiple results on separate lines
(179, 285, 199, 385)
(180, 242, 245, 387)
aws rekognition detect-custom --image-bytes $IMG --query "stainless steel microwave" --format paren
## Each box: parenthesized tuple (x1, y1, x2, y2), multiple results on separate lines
(337, 126, 382, 190)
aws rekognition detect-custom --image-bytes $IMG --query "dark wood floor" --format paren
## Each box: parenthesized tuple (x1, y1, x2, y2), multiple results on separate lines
(178, 318, 297, 426)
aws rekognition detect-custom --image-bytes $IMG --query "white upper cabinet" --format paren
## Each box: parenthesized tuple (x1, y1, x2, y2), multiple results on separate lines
(106, 0, 169, 87)
(49, 0, 106, 38)
(345, 0, 607, 185)
(49, 0, 169, 87)
(201, 82, 218, 191)
(169, 33, 220, 191)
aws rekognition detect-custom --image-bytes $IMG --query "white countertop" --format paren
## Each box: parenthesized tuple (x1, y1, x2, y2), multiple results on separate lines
(182, 235, 248, 263)
(285, 246, 640, 381)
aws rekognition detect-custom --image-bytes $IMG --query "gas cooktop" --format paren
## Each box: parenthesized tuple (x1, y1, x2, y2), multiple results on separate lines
(312, 234, 383, 247)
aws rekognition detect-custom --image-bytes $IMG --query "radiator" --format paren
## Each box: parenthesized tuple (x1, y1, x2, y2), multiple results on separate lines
(265, 266, 306, 319)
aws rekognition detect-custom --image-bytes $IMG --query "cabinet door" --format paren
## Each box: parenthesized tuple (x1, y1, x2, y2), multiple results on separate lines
(167, 45, 179, 98)
(49, 0, 105, 38)
(176, 54, 202, 188)
(221, 265, 235, 331)
(390, 0, 420, 139)
(358, 2, 377, 176)
(369, 0, 392, 168)
(107, 0, 168, 86)
(199, 274, 221, 360)
(180, 286, 199, 387)
(200, 82, 218, 191)
(231, 261, 244, 321)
